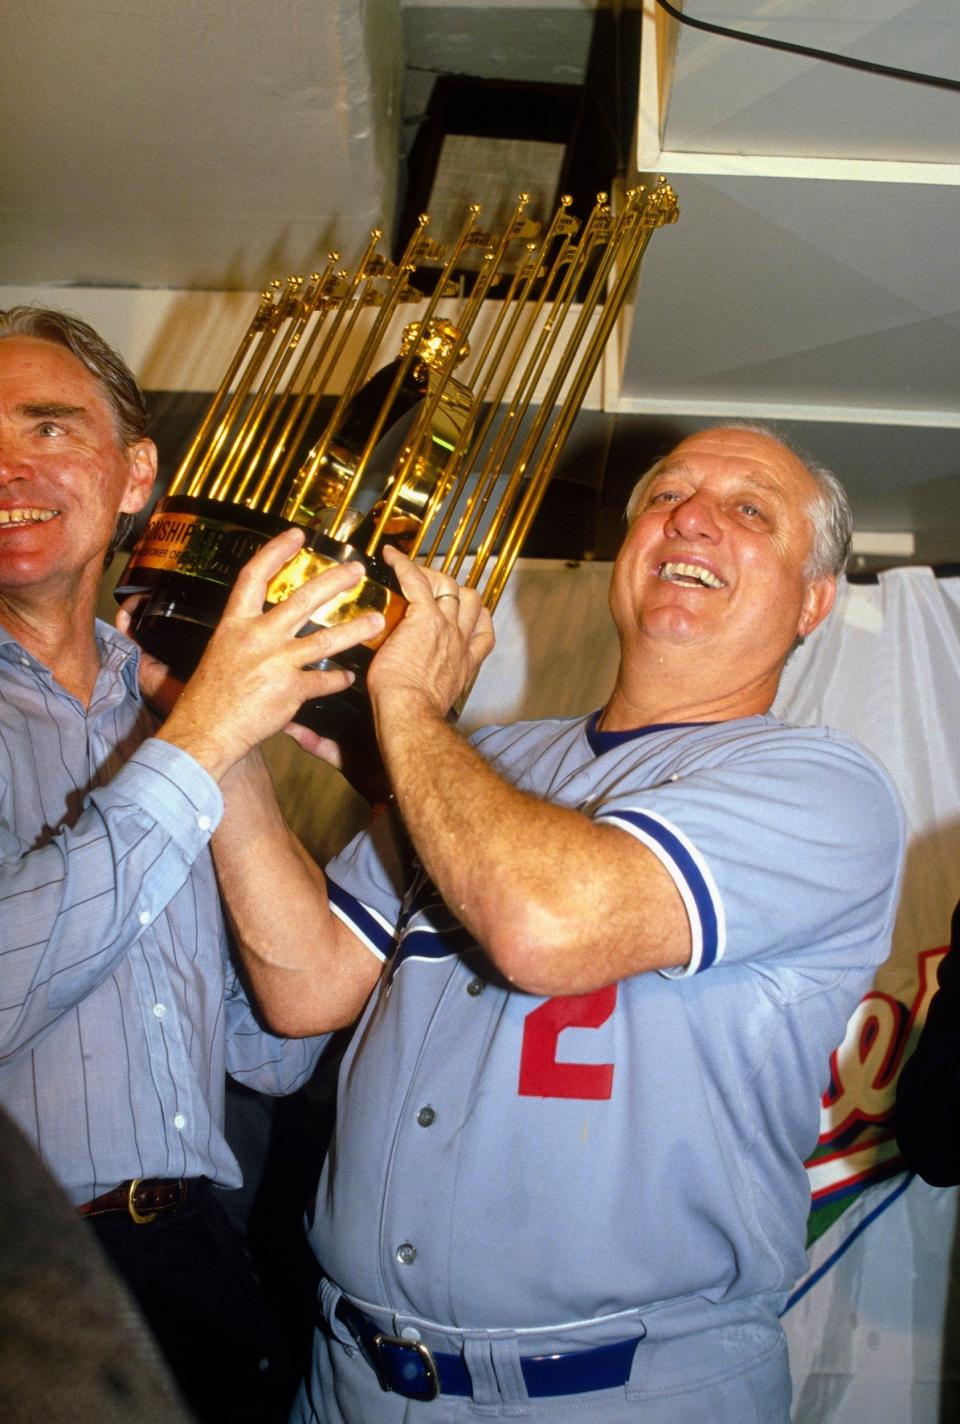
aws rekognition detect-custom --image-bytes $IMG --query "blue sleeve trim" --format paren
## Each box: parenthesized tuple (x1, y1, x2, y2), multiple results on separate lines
(326, 878, 392, 963)
(598, 807, 725, 976)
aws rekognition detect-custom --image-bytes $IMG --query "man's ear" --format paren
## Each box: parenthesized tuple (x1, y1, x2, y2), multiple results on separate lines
(797, 574, 837, 640)
(121, 438, 158, 515)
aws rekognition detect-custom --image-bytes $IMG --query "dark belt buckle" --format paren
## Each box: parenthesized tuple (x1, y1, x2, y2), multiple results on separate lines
(371, 1332, 440, 1402)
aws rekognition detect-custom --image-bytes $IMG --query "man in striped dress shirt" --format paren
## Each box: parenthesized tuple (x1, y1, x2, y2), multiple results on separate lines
(0, 307, 382, 1423)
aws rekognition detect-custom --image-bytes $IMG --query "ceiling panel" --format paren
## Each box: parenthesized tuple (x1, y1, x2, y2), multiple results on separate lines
(620, 174, 958, 414)
(0, 0, 402, 289)
(661, 0, 959, 162)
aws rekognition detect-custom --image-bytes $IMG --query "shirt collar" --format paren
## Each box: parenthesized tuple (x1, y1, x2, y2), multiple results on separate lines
(0, 614, 142, 701)
(585, 708, 714, 756)
(93, 617, 143, 699)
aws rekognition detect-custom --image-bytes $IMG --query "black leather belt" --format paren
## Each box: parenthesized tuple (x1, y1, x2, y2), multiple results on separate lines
(77, 1177, 198, 1225)
(336, 1296, 641, 1403)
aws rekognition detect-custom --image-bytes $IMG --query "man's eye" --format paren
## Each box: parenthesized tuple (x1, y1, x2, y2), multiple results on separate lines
(649, 490, 681, 505)
(36, 422, 63, 437)
(739, 502, 763, 518)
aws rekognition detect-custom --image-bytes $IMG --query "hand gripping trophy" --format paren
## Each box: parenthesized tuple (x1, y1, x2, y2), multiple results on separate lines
(116, 182, 678, 739)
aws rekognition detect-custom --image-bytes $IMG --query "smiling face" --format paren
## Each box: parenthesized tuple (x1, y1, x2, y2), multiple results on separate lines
(608, 427, 836, 710)
(0, 336, 156, 614)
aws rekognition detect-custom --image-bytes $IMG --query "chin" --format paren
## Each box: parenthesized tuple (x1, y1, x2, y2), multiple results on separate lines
(641, 609, 712, 643)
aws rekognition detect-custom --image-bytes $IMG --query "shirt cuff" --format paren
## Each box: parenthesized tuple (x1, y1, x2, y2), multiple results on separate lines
(94, 738, 224, 854)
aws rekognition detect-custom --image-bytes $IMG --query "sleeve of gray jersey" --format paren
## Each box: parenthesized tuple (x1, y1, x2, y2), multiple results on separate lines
(594, 730, 905, 979)
(324, 808, 411, 962)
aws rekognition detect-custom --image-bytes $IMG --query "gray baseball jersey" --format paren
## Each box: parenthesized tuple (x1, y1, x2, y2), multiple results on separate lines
(305, 711, 904, 1417)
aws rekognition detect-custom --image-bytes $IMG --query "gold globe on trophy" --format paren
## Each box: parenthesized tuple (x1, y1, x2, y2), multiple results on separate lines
(116, 181, 678, 738)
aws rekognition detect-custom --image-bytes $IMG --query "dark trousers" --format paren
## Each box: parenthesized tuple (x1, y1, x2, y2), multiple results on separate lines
(88, 1181, 299, 1424)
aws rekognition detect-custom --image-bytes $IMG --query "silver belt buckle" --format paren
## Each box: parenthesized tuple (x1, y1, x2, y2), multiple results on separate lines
(372, 1332, 440, 1402)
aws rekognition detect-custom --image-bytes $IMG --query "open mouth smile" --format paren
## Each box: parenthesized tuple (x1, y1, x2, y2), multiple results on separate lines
(657, 560, 726, 589)
(0, 508, 59, 528)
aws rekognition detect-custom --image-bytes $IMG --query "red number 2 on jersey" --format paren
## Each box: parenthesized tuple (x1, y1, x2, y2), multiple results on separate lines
(517, 985, 617, 1099)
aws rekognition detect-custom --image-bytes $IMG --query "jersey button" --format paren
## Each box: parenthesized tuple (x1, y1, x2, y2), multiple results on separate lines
(466, 977, 485, 997)
(396, 1242, 417, 1265)
(416, 1106, 435, 1127)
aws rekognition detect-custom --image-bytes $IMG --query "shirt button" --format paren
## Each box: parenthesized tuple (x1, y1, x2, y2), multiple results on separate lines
(173, 1113, 186, 1131)
(416, 1106, 435, 1127)
(19, 657, 30, 669)
(466, 977, 485, 997)
(138, 910, 150, 926)
(197, 814, 211, 832)
(396, 1242, 417, 1265)
(152, 1003, 166, 1019)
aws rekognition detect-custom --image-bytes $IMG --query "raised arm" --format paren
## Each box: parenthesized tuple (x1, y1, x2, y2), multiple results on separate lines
(211, 749, 382, 1035)
(366, 549, 692, 997)
(145, 529, 391, 1035)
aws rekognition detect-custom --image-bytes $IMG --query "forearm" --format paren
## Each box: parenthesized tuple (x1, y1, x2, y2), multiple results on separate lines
(212, 750, 381, 1035)
(373, 690, 690, 995)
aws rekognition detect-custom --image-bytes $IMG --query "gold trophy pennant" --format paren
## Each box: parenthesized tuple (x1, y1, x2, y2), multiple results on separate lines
(117, 181, 678, 737)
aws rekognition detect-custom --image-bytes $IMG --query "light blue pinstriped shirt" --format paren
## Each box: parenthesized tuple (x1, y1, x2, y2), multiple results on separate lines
(0, 618, 327, 1206)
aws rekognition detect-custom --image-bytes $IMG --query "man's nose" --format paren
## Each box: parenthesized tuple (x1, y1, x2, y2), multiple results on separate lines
(664, 492, 721, 541)
(0, 429, 28, 480)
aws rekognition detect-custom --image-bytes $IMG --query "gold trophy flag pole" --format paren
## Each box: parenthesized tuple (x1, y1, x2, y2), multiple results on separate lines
(363, 194, 536, 555)
(482, 183, 678, 611)
(414, 199, 582, 568)
(323, 203, 483, 542)
(440, 195, 613, 579)
(166, 282, 281, 498)
(180, 278, 300, 499)
(281, 217, 435, 523)
(242, 262, 353, 511)
(208, 273, 323, 504)
(251, 231, 387, 512)
(462, 196, 621, 585)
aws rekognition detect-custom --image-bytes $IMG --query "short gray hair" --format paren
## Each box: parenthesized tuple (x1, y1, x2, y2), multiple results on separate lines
(625, 422, 852, 579)
(0, 306, 150, 446)
(0, 306, 152, 555)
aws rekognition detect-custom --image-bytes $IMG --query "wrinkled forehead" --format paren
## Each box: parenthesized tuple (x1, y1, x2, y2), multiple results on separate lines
(670, 429, 813, 491)
(0, 334, 121, 435)
(629, 432, 817, 516)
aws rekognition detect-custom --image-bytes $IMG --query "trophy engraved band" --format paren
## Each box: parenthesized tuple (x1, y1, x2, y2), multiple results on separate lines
(116, 181, 678, 736)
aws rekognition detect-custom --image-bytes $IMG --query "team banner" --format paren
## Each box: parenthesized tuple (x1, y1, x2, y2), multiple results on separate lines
(773, 567, 960, 1421)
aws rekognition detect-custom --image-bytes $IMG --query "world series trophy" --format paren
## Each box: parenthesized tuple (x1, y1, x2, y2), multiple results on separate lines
(116, 180, 678, 739)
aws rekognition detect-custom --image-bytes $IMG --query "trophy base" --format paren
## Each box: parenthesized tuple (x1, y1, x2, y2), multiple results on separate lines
(115, 494, 403, 740)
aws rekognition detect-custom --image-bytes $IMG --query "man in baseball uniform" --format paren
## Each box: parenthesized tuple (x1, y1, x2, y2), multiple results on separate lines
(168, 424, 905, 1421)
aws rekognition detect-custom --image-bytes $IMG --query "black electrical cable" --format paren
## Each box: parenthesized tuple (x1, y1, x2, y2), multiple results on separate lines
(653, 0, 960, 95)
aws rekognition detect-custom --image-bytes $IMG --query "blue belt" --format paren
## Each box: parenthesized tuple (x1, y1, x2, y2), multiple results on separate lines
(335, 1297, 641, 1403)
